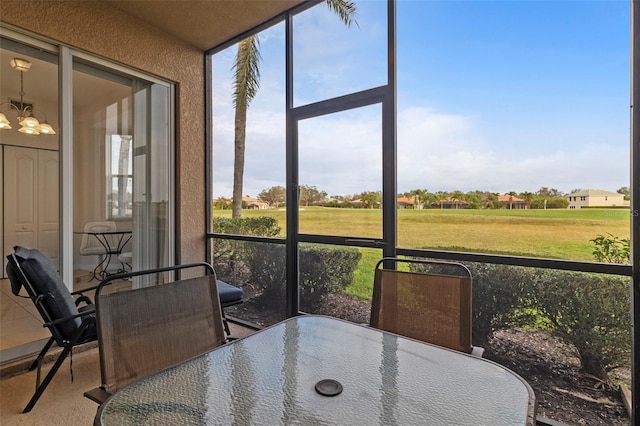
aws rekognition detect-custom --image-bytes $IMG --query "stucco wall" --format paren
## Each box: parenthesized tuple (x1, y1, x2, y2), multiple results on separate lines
(1, 0, 206, 265)
(568, 195, 627, 209)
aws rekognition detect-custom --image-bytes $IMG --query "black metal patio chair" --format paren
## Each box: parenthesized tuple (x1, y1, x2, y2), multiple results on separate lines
(6, 246, 101, 413)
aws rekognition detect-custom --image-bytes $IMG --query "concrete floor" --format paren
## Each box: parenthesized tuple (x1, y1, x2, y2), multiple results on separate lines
(1, 345, 102, 425)
(0, 322, 256, 425)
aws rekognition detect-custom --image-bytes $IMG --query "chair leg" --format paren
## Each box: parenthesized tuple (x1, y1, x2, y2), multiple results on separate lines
(221, 310, 231, 336)
(118, 260, 131, 274)
(23, 344, 73, 413)
(28, 337, 55, 371)
(90, 254, 104, 281)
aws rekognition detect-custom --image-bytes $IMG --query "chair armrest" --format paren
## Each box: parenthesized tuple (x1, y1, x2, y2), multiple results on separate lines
(70, 285, 101, 296)
(74, 295, 93, 307)
(84, 387, 112, 405)
(43, 308, 96, 327)
(71, 279, 121, 305)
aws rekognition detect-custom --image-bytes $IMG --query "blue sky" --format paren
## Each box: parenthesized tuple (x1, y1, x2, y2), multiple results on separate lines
(213, 0, 630, 198)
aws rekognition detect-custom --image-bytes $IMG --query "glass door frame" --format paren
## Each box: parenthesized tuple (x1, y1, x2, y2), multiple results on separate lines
(60, 46, 175, 287)
(0, 25, 176, 361)
(60, 46, 176, 283)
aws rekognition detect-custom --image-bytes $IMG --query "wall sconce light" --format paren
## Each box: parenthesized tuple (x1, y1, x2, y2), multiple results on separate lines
(0, 58, 56, 135)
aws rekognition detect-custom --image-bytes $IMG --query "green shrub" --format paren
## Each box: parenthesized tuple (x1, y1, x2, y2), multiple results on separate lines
(466, 263, 536, 347)
(530, 197, 569, 209)
(212, 216, 281, 279)
(212, 216, 281, 236)
(410, 261, 533, 347)
(410, 259, 630, 380)
(470, 264, 631, 381)
(534, 270, 631, 381)
(245, 243, 361, 311)
(299, 245, 362, 310)
(590, 233, 630, 264)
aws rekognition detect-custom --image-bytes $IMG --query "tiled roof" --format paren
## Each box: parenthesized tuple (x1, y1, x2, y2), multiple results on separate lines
(242, 196, 268, 205)
(567, 189, 621, 197)
(497, 194, 525, 202)
(397, 197, 415, 205)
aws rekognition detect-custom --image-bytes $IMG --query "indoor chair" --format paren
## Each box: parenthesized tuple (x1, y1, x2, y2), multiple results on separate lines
(78, 221, 118, 280)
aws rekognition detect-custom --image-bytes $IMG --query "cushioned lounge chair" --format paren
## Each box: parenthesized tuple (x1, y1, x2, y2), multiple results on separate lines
(6, 246, 101, 413)
(216, 280, 244, 335)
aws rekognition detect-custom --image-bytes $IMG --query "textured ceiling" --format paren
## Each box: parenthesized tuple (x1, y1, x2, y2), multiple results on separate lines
(103, 0, 307, 51)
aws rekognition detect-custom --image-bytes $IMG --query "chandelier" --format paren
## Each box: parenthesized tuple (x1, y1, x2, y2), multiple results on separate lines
(0, 58, 56, 135)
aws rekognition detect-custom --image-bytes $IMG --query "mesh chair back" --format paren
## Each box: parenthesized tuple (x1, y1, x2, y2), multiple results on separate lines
(370, 258, 472, 353)
(96, 274, 227, 393)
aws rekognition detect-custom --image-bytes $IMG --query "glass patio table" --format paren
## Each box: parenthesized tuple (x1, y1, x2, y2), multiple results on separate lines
(74, 230, 132, 280)
(95, 315, 536, 425)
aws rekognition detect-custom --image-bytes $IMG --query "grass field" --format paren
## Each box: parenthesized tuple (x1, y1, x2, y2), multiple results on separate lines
(213, 207, 630, 299)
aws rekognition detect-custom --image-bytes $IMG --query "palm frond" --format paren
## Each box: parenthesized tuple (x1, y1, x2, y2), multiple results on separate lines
(232, 35, 262, 108)
(325, 0, 358, 28)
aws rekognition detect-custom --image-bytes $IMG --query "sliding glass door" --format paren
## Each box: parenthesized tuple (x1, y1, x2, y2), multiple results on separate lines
(72, 60, 173, 283)
(0, 29, 174, 359)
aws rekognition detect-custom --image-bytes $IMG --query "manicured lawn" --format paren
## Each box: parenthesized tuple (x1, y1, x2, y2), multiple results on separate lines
(214, 207, 628, 260)
(397, 208, 629, 260)
(213, 207, 630, 299)
(345, 247, 379, 300)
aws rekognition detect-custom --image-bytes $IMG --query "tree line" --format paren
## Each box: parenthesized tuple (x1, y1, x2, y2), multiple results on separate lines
(213, 185, 630, 210)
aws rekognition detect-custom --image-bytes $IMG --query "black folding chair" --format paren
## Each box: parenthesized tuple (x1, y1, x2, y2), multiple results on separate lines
(6, 246, 101, 413)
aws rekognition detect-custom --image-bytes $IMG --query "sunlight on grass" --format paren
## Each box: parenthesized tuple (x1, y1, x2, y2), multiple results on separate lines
(214, 207, 628, 261)
(345, 248, 380, 300)
(213, 207, 630, 298)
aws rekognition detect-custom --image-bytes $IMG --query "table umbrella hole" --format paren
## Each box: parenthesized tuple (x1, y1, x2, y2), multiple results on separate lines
(315, 379, 343, 396)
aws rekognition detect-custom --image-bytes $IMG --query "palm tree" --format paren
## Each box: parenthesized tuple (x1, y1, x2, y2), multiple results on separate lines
(521, 191, 534, 209)
(434, 191, 447, 209)
(507, 190, 517, 210)
(231, 0, 357, 218)
(451, 190, 465, 209)
(231, 35, 261, 218)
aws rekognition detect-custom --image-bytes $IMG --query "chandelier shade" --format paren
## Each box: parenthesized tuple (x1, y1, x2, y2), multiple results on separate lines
(0, 57, 56, 136)
(0, 112, 12, 129)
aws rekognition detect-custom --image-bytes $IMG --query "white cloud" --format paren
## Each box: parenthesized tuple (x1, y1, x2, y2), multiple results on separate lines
(396, 107, 628, 194)
(213, 103, 629, 198)
(298, 111, 383, 194)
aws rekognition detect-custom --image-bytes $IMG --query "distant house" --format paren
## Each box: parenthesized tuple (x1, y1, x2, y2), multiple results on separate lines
(397, 197, 416, 209)
(430, 198, 468, 209)
(566, 189, 628, 209)
(242, 195, 269, 210)
(497, 194, 527, 209)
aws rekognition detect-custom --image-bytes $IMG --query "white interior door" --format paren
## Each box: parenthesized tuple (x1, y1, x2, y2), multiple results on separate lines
(3, 146, 59, 269)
